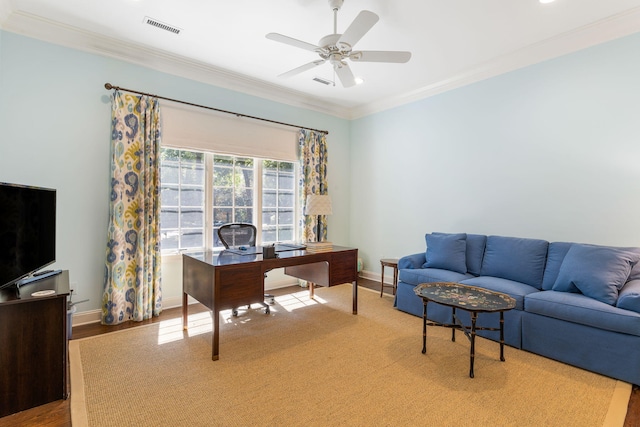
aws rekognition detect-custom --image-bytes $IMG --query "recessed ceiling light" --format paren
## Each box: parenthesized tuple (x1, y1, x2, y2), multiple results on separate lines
(540, 0, 556, 3)
(355, 77, 364, 85)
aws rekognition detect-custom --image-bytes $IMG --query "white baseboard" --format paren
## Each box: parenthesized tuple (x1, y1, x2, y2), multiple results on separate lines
(70, 276, 394, 327)
(71, 278, 302, 327)
(72, 308, 103, 327)
(360, 269, 380, 282)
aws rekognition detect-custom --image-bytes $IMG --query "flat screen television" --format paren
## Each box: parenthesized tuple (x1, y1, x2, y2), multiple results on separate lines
(0, 182, 56, 289)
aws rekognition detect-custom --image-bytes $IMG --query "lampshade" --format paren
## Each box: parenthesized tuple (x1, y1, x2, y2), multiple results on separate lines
(305, 194, 333, 216)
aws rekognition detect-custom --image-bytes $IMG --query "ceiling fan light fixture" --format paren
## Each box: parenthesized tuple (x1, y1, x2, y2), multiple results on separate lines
(266, 0, 411, 88)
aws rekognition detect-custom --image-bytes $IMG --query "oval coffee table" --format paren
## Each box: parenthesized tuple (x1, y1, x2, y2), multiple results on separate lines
(414, 282, 516, 378)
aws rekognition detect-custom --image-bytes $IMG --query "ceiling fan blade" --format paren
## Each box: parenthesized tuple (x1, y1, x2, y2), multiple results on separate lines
(334, 62, 356, 88)
(337, 10, 379, 50)
(350, 50, 412, 63)
(278, 59, 326, 78)
(266, 33, 321, 52)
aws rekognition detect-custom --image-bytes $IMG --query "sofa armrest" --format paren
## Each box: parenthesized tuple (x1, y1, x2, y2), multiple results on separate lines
(398, 252, 426, 269)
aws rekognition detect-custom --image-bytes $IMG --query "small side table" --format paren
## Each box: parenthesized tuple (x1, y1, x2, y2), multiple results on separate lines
(380, 258, 399, 297)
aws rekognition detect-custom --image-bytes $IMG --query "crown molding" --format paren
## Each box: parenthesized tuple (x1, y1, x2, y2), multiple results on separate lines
(348, 6, 640, 119)
(0, 10, 352, 119)
(3, 7, 640, 121)
(0, 1, 12, 25)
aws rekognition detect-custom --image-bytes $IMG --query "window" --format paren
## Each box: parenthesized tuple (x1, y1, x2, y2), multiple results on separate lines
(160, 148, 297, 253)
(159, 149, 205, 251)
(262, 161, 295, 243)
(212, 155, 255, 247)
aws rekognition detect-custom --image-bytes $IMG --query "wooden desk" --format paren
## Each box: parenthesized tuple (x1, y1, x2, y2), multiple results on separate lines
(0, 271, 69, 417)
(182, 246, 358, 360)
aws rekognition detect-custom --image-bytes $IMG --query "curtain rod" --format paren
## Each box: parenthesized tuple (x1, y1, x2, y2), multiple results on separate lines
(104, 83, 329, 135)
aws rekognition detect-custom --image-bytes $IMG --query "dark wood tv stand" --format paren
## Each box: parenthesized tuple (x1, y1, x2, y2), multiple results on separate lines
(0, 270, 69, 418)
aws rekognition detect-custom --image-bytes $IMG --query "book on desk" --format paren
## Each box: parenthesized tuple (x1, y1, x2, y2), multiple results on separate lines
(305, 241, 333, 252)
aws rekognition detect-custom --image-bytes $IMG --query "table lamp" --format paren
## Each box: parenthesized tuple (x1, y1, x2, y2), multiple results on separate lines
(304, 194, 332, 242)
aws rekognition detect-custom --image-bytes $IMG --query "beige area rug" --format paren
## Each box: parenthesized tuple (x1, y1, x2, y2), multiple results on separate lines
(70, 285, 631, 427)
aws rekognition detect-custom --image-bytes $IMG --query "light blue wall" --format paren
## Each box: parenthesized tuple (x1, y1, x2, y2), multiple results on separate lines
(0, 31, 350, 313)
(3, 27, 640, 314)
(350, 32, 640, 270)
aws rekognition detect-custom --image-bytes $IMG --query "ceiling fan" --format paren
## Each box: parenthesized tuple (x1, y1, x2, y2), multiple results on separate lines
(266, 0, 411, 88)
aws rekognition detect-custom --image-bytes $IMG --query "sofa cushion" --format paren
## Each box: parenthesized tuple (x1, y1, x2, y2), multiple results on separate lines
(465, 234, 487, 276)
(545, 243, 640, 293)
(399, 268, 473, 286)
(432, 232, 486, 276)
(525, 290, 640, 337)
(552, 244, 640, 305)
(423, 233, 467, 274)
(460, 276, 539, 311)
(480, 236, 549, 289)
(541, 242, 572, 291)
(617, 279, 640, 314)
(630, 259, 640, 282)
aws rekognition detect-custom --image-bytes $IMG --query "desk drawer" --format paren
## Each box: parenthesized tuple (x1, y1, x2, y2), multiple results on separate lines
(329, 250, 358, 285)
(217, 265, 264, 309)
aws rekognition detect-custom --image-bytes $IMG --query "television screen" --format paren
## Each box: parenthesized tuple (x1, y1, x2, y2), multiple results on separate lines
(0, 182, 56, 289)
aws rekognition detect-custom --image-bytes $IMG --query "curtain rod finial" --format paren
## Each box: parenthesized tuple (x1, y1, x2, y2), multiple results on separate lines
(104, 83, 113, 90)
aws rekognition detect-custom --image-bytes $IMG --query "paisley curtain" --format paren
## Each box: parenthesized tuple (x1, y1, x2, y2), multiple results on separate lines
(102, 90, 162, 325)
(298, 129, 329, 242)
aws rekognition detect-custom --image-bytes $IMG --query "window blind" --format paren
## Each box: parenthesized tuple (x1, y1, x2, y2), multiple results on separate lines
(161, 101, 298, 161)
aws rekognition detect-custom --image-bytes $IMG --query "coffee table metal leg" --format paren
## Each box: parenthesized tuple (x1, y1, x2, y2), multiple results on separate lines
(500, 311, 506, 362)
(470, 312, 477, 378)
(422, 300, 428, 354)
(451, 307, 456, 342)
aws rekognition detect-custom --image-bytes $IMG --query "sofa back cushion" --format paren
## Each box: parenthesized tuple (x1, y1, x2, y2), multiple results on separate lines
(552, 243, 640, 305)
(629, 257, 640, 282)
(617, 279, 640, 313)
(423, 233, 467, 274)
(541, 242, 572, 290)
(465, 234, 487, 276)
(480, 235, 549, 288)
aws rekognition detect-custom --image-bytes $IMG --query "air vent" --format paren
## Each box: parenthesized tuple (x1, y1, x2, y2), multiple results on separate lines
(144, 17, 181, 34)
(313, 77, 333, 85)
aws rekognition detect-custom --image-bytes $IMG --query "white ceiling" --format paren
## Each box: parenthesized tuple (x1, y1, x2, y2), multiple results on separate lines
(2, 0, 640, 118)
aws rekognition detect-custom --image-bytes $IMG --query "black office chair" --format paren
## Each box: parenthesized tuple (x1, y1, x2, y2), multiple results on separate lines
(217, 223, 274, 315)
(217, 223, 257, 249)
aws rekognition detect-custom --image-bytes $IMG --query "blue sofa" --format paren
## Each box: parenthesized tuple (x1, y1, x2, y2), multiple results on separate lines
(395, 232, 640, 385)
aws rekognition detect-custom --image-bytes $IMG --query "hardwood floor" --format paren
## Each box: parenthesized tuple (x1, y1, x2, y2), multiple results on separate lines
(1, 278, 638, 427)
